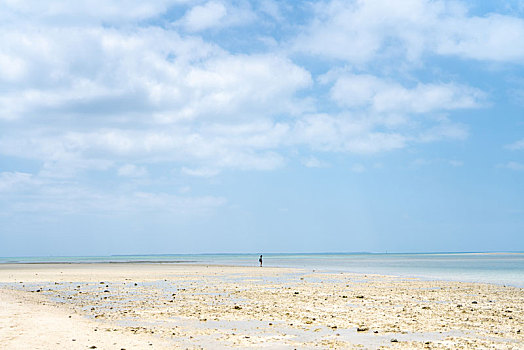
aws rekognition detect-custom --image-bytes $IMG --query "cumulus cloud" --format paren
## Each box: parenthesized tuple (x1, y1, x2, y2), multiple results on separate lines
(295, 0, 524, 64)
(436, 14, 524, 62)
(0, 0, 512, 217)
(0, 0, 492, 181)
(180, 1, 228, 31)
(0, 25, 311, 123)
(177, 1, 257, 32)
(0, 0, 186, 24)
(329, 74, 485, 113)
(291, 113, 406, 154)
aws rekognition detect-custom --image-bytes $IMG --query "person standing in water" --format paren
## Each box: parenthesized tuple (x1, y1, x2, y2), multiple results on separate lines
(259, 255, 263, 267)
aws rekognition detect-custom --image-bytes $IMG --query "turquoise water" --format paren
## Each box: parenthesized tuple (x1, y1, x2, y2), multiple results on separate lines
(1, 253, 523, 288)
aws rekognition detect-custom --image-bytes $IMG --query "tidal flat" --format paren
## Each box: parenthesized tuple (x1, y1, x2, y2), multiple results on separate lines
(0, 264, 522, 349)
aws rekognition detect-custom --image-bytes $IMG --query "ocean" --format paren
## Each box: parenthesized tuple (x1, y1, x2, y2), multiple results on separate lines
(1, 252, 523, 288)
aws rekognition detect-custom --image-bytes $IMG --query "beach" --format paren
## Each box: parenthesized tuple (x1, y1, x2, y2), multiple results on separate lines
(0, 263, 522, 349)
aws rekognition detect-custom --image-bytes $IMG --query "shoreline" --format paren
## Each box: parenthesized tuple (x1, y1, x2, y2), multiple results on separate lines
(0, 263, 522, 349)
(0, 260, 197, 264)
(1, 261, 522, 289)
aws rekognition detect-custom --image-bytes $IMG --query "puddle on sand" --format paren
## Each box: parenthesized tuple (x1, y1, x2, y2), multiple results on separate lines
(115, 315, 471, 349)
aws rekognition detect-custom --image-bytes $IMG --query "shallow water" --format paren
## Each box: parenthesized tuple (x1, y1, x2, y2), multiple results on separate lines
(1, 252, 523, 287)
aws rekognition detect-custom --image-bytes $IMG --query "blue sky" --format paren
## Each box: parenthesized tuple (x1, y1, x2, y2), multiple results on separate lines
(1, 0, 523, 256)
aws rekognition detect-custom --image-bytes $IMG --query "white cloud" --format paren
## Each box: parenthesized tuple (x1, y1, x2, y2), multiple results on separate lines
(0, 172, 37, 192)
(302, 157, 329, 168)
(0, 0, 510, 214)
(180, 1, 228, 31)
(183, 54, 312, 120)
(118, 164, 148, 177)
(0, 170, 225, 217)
(181, 167, 220, 177)
(0, 24, 311, 123)
(417, 120, 468, 142)
(258, 0, 283, 21)
(412, 158, 463, 167)
(4, 187, 226, 215)
(506, 139, 524, 150)
(436, 14, 524, 62)
(0, 15, 313, 175)
(295, 0, 524, 64)
(291, 113, 406, 154)
(178, 186, 191, 193)
(0, 0, 188, 25)
(178, 1, 256, 32)
(329, 74, 484, 113)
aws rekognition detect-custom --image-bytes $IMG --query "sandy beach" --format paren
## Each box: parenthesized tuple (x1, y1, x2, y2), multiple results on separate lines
(0, 264, 522, 349)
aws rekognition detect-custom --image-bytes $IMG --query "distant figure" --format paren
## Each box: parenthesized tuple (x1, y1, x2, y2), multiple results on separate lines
(259, 255, 263, 267)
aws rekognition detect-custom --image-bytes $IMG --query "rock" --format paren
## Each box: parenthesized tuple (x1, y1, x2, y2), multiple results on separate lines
(391, 338, 398, 342)
(356, 295, 364, 299)
(472, 301, 477, 304)
(233, 305, 242, 310)
(294, 292, 299, 294)
(357, 326, 369, 332)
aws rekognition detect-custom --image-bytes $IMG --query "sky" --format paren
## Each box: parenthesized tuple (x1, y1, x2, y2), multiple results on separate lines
(1, 0, 523, 256)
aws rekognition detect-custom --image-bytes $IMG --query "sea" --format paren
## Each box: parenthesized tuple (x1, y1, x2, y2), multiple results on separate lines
(1, 252, 523, 288)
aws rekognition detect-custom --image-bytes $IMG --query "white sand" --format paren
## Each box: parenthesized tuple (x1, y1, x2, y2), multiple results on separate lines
(0, 264, 522, 349)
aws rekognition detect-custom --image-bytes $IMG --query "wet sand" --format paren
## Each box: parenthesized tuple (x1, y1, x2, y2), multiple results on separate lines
(0, 263, 522, 349)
